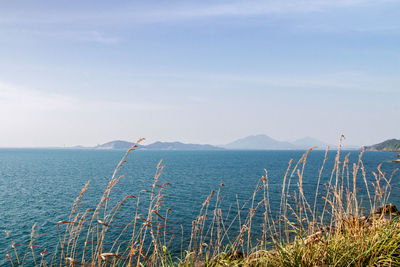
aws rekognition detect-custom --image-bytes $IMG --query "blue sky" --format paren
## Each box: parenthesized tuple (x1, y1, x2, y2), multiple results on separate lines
(0, 0, 399, 147)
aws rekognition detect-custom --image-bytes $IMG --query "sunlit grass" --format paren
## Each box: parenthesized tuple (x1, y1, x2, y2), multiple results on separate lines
(5, 137, 400, 266)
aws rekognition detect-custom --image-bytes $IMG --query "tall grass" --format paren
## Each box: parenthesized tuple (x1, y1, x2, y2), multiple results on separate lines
(5, 137, 400, 266)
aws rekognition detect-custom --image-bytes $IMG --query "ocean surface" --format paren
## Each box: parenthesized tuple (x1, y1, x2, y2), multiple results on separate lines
(0, 149, 399, 265)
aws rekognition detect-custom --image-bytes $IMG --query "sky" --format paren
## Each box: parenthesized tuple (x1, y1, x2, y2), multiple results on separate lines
(0, 0, 399, 147)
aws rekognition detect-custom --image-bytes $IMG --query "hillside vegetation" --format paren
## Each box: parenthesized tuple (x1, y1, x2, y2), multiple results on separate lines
(365, 139, 400, 152)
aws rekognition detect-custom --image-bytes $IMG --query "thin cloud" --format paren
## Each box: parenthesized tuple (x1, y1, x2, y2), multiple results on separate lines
(59, 30, 121, 44)
(127, 0, 398, 23)
(0, 0, 396, 25)
(134, 71, 400, 94)
(81, 31, 120, 44)
(0, 81, 75, 111)
(6, 29, 121, 44)
(0, 81, 174, 113)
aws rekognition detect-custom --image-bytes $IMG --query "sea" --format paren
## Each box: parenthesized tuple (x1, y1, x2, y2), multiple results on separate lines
(0, 149, 399, 265)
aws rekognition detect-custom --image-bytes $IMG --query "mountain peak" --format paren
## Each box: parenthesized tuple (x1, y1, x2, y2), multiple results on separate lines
(224, 134, 296, 150)
(292, 137, 329, 149)
(95, 140, 135, 149)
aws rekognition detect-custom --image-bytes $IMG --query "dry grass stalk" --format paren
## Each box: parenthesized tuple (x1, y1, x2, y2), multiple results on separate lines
(5, 135, 400, 266)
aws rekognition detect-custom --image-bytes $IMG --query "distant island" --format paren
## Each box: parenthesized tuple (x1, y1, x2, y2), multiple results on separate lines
(222, 135, 330, 150)
(86, 134, 333, 151)
(365, 139, 400, 152)
(95, 140, 223, 150)
(66, 136, 400, 152)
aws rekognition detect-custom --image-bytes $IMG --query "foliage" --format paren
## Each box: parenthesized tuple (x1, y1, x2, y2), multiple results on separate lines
(5, 137, 400, 266)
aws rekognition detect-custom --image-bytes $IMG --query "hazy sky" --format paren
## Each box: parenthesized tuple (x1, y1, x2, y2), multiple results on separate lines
(0, 0, 399, 147)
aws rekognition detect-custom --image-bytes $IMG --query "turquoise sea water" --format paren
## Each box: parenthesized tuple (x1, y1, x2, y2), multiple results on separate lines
(0, 149, 399, 265)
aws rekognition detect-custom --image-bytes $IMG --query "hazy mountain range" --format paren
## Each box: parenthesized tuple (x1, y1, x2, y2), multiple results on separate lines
(94, 140, 222, 150)
(88, 134, 332, 150)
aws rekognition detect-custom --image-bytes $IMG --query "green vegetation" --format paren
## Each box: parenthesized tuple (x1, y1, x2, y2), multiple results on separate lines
(208, 217, 400, 266)
(365, 139, 400, 152)
(5, 137, 400, 266)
